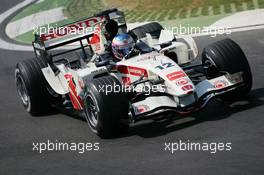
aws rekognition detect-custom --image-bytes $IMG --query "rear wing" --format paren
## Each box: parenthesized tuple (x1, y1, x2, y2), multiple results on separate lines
(32, 8, 127, 51)
(36, 16, 104, 50)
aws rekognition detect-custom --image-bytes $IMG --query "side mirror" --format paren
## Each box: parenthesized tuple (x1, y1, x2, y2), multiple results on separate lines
(158, 30, 174, 45)
(95, 59, 110, 67)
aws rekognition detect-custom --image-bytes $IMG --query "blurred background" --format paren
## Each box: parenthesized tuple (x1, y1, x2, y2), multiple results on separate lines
(8, 0, 264, 43)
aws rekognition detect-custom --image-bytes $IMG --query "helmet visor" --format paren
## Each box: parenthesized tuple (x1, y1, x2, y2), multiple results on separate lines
(113, 44, 134, 59)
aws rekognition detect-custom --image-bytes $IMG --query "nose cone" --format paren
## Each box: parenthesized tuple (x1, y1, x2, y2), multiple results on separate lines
(116, 53, 196, 97)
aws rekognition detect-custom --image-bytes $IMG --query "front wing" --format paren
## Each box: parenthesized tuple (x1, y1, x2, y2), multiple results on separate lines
(131, 72, 244, 119)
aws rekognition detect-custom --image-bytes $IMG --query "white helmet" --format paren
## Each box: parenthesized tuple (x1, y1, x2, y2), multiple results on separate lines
(112, 34, 135, 61)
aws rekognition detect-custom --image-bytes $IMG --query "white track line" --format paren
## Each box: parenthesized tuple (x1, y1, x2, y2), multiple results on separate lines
(188, 24, 264, 37)
(6, 7, 66, 38)
(1, 0, 264, 51)
(0, 0, 35, 51)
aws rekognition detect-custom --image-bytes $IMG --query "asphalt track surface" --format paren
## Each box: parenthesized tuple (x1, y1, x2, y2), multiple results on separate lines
(1, 1, 264, 174)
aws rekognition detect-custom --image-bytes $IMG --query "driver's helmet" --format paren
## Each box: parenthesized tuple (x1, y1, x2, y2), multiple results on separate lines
(112, 34, 135, 61)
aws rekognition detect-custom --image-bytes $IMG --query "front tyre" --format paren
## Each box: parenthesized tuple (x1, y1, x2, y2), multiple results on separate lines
(202, 38, 252, 99)
(84, 75, 129, 138)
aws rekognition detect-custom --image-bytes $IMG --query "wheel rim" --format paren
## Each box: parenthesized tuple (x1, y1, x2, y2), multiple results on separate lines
(204, 54, 216, 67)
(16, 73, 30, 108)
(203, 55, 220, 79)
(85, 95, 98, 128)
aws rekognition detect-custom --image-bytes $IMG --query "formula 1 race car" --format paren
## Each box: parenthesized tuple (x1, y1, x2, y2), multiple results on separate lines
(15, 9, 252, 138)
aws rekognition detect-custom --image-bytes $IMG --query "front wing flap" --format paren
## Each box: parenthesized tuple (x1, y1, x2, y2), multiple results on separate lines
(131, 72, 244, 118)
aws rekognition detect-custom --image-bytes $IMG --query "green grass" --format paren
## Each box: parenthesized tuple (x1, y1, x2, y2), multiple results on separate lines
(213, 5, 221, 14)
(15, 30, 36, 43)
(260, 0, 264, 7)
(12, 0, 68, 22)
(15, 19, 73, 44)
(190, 7, 200, 17)
(64, 0, 106, 20)
(12, 0, 264, 23)
(137, 10, 153, 22)
(13, 0, 264, 22)
(161, 14, 230, 28)
(15, 13, 230, 44)
(61, 0, 261, 22)
(11, 0, 264, 44)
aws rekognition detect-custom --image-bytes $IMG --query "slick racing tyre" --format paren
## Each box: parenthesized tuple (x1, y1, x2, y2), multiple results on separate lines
(202, 38, 252, 99)
(15, 58, 56, 116)
(84, 75, 129, 138)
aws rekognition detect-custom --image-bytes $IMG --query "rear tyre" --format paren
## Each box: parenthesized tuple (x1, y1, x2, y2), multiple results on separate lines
(15, 58, 55, 116)
(202, 38, 252, 99)
(84, 75, 129, 138)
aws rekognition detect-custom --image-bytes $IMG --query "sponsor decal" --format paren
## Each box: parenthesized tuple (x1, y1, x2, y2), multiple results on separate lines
(116, 65, 128, 74)
(214, 80, 228, 89)
(122, 77, 131, 86)
(155, 62, 175, 70)
(64, 73, 72, 81)
(166, 71, 186, 81)
(40, 16, 104, 41)
(128, 66, 148, 77)
(89, 24, 102, 53)
(136, 55, 151, 62)
(117, 66, 148, 77)
(136, 53, 160, 62)
(78, 79, 84, 90)
(64, 74, 83, 110)
(135, 105, 150, 113)
(176, 78, 189, 86)
(181, 85, 193, 91)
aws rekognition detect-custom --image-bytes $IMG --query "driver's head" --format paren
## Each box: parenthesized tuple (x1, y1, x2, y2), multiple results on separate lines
(112, 34, 135, 61)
